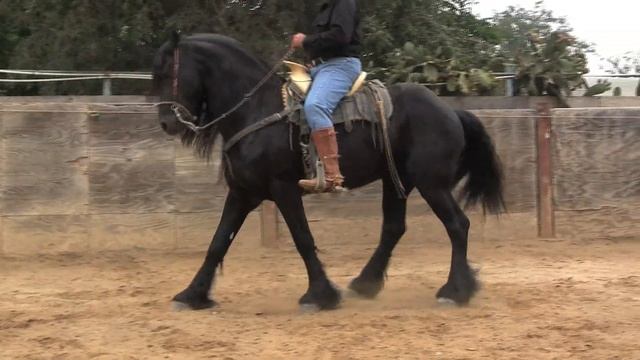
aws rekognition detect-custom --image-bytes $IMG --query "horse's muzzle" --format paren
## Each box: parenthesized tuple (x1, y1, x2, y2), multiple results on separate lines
(160, 117, 181, 135)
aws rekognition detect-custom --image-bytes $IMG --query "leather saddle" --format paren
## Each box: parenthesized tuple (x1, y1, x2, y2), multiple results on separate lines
(283, 61, 368, 97)
(281, 60, 393, 134)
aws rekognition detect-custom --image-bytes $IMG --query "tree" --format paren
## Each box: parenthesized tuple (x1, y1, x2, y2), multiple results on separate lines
(604, 52, 640, 74)
(0, 0, 598, 98)
(2, 0, 165, 94)
(490, 1, 576, 59)
(361, 0, 503, 95)
(0, 0, 307, 95)
(489, 1, 597, 101)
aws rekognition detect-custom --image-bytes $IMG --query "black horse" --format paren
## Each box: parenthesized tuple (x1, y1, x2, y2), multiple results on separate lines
(153, 33, 504, 311)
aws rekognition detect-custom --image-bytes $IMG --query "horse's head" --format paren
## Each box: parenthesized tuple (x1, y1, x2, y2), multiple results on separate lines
(152, 32, 283, 158)
(152, 31, 206, 135)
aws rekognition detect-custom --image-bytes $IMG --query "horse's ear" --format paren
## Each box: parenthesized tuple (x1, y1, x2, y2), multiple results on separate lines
(170, 30, 182, 48)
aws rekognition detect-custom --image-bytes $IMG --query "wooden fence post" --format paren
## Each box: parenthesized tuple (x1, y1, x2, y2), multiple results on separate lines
(102, 78, 112, 96)
(260, 201, 279, 247)
(535, 102, 556, 238)
(504, 64, 517, 96)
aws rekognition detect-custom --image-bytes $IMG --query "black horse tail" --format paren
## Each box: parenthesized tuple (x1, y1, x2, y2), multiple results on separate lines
(455, 110, 506, 215)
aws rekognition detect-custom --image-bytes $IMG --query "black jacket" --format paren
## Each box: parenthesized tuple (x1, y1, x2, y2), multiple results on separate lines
(303, 0, 361, 60)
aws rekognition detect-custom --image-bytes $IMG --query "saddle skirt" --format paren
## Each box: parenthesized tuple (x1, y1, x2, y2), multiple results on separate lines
(282, 61, 394, 134)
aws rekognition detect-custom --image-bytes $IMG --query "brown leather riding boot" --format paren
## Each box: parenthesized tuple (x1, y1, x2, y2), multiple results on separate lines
(298, 128, 345, 193)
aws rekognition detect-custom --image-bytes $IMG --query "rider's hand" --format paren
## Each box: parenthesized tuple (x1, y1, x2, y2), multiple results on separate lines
(291, 33, 306, 49)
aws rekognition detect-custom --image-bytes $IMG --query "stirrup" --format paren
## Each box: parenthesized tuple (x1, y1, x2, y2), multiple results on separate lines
(315, 160, 326, 192)
(298, 178, 346, 193)
(298, 162, 344, 193)
(298, 159, 346, 193)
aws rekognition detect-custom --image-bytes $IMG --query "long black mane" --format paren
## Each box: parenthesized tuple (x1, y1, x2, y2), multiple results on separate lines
(154, 34, 282, 159)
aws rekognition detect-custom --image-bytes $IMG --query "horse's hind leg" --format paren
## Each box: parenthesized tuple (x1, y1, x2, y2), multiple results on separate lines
(419, 187, 478, 305)
(349, 178, 412, 298)
(172, 189, 261, 310)
(271, 181, 341, 310)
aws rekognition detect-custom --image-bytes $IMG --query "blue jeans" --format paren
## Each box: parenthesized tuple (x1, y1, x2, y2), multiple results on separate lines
(304, 57, 362, 131)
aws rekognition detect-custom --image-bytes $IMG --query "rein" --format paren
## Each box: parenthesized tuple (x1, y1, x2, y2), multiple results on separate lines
(159, 46, 296, 134)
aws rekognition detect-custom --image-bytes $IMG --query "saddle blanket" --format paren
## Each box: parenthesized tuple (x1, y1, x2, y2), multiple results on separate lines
(286, 79, 394, 134)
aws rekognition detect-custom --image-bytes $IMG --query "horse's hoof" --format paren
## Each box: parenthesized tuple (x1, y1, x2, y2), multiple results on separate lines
(436, 297, 459, 307)
(348, 277, 384, 299)
(298, 281, 341, 310)
(170, 298, 216, 311)
(172, 289, 217, 311)
(435, 279, 476, 306)
(171, 301, 193, 312)
(435, 264, 479, 306)
(299, 303, 321, 313)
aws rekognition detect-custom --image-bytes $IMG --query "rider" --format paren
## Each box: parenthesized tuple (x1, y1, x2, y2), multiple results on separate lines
(290, 0, 362, 193)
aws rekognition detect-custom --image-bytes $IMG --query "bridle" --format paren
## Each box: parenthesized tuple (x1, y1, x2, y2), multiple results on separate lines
(172, 47, 180, 99)
(158, 44, 296, 134)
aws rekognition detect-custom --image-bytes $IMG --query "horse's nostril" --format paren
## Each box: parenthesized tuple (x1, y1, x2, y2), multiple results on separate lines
(161, 122, 168, 132)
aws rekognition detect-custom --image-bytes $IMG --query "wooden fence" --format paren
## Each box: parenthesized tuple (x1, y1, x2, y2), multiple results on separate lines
(0, 100, 638, 254)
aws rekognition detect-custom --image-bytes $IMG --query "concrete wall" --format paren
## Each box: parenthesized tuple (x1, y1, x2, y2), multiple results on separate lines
(0, 99, 638, 254)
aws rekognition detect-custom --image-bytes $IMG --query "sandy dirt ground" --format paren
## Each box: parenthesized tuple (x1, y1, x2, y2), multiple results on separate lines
(1, 216, 639, 360)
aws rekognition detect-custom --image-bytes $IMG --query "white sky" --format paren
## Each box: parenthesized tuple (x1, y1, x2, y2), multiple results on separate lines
(472, 0, 640, 73)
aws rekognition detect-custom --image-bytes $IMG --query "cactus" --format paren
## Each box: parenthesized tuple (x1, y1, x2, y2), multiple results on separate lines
(613, 87, 622, 96)
(583, 79, 612, 97)
(515, 30, 590, 104)
(382, 42, 499, 95)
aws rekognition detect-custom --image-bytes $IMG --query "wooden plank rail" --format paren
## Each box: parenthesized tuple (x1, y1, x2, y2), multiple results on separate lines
(1, 100, 638, 255)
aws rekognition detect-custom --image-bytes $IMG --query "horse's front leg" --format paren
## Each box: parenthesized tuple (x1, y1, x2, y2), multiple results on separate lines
(271, 181, 341, 310)
(172, 189, 261, 310)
